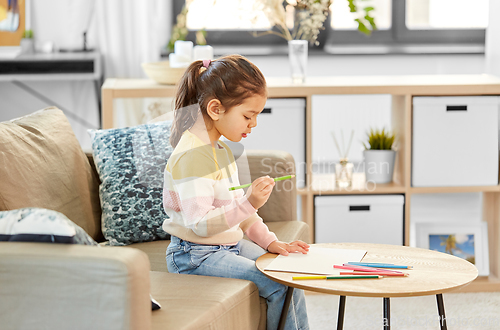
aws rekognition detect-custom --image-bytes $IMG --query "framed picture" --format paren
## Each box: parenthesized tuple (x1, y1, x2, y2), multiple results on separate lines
(0, 0, 25, 46)
(415, 222, 489, 276)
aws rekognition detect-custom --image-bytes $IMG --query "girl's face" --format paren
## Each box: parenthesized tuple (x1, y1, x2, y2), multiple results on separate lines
(214, 94, 267, 142)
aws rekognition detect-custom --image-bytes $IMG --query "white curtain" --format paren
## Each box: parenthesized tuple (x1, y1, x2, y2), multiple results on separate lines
(93, 0, 172, 128)
(94, 0, 170, 78)
(485, 0, 500, 76)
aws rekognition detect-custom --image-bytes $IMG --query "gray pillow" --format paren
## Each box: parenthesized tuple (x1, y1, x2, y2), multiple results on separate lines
(88, 121, 173, 246)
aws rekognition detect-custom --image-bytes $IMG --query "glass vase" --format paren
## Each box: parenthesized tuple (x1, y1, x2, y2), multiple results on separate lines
(288, 40, 308, 84)
(335, 158, 353, 188)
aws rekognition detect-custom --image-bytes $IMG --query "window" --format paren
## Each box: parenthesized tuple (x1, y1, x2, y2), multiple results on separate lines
(173, 0, 488, 54)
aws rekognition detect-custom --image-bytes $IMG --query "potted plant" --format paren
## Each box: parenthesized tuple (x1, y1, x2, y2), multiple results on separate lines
(20, 29, 34, 54)
(362, 128, 396, 184)
(166, 4, 207, 53)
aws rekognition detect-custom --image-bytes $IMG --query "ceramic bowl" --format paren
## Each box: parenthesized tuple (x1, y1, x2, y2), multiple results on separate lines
(141, 61, 186, 85)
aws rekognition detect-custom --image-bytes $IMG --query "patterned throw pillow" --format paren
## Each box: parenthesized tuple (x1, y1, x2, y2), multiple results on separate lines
(0, 207, 161, 311)
(0, 208, 98, 245)
(88, 121, 173, 246)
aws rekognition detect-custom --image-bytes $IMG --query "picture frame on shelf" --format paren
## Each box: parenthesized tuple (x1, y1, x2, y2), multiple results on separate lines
(0, 0, 25, 46)
(415, 222, 489, 276)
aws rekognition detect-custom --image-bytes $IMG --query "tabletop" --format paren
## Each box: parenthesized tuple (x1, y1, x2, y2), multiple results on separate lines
(256, 243, 478, 298)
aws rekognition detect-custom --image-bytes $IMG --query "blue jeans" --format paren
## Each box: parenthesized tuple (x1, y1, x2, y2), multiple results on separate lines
(166, 236, 309, 330)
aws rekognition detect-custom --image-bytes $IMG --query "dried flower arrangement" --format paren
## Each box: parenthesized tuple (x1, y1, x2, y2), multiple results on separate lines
(254, 0, 377, 45)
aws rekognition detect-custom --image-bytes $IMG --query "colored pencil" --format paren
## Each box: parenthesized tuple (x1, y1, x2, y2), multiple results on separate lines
(292, 275, 383, 280)
(340, 272, 408, 277)
(335, 265, 402, 274)
(228, 175, 295, 191)
(346, 262, 413, 269)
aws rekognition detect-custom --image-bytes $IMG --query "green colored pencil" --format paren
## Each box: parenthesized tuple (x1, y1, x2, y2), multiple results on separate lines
(228, 175, 295, 191)
(293, 275, 383, 280)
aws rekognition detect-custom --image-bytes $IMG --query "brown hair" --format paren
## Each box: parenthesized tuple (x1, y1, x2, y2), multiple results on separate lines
(170, 54, 267, 148)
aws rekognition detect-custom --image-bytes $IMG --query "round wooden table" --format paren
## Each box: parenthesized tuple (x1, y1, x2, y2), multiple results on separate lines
(256, 243, 478, 330)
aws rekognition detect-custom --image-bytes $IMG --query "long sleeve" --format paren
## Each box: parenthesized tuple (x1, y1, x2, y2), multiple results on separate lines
(163, 139, 257, 238)
(240, 213, 277, 249)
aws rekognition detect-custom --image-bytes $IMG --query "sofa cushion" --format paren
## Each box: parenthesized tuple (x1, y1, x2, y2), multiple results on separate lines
(0, 208, 98, 245)
(88, 121, 173, 246)
(0, 108, 102, 240)
(149, 271, 261, 330)
(0, 243, 152, 330)
(238, 150, 298, 223)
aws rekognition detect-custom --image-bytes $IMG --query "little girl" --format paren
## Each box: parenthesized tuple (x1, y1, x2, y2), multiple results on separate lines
(163, 54, 310, 330)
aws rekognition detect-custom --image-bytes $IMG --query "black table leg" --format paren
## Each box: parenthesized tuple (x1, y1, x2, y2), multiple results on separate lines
(337, 295, 346, 330)
(436, 294, 448, 330)
(383, 298, 391, 330)
(277, 286, 294, 330)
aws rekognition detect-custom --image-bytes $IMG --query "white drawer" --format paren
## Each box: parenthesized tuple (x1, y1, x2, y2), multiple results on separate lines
(412, 96, 500, 187)
(314, 195, 404, 245)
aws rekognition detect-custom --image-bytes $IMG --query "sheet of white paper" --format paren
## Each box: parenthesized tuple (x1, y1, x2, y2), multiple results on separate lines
(264, 246, 367, 275)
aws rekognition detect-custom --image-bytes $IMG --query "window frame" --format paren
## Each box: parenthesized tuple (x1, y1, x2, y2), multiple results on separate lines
(173, 0, 288, 46)
(173, 0, 486, 54)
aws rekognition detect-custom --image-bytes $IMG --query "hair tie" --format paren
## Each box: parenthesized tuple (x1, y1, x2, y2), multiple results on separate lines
(202, 59, 211, 68)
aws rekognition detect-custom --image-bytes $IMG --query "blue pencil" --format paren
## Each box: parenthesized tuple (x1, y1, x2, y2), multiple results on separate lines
(346, 262, 413, 269)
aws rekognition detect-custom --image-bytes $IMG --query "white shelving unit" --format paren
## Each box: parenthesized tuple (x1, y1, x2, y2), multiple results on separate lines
(102, 74, 500, 292)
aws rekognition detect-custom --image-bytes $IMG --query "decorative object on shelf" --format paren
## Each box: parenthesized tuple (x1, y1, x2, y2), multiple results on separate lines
(168, 40, 214, 71)
(362, 127, 396, 184)
(288, 39, 308, 84)
(331, 130, 354, 188)
(415, 222, 489, 276)
(193, 44, 214, 61)
(20, 29, 34, 54)
(141, 61, 186, 85)
(335, 160, 353, 188)
(169, 40, 194, 68)
(254, 0, 377, 83)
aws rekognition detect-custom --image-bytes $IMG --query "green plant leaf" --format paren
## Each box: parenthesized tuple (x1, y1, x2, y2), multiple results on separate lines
(167, 5, 189, 52)
(347, 0, 357, 12)
(364, 6, 374, 12)
(364, 127, 395, 150)
(22, 30, 33, 39)
(364, 13, 377, 29)
(355, 19, 371, 35)
(196, 29, 207, 45)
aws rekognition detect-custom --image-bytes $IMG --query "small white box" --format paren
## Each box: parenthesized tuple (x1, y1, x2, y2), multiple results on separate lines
(314, 195, 405, 245)
(412, 96, 500, 187)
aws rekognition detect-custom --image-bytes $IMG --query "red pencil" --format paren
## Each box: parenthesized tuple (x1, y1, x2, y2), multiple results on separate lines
(334, 265, 403, 274)
(340, 271, 409, 277)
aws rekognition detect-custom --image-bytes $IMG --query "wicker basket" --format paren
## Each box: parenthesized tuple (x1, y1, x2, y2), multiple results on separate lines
(141, 61, 186, 85)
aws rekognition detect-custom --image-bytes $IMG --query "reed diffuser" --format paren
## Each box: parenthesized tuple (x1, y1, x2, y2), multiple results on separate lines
(330, 130, 354, 188)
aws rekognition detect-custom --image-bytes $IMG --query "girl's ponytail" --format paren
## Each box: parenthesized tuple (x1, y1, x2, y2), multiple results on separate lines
(170, 55, 267, 149)
(170, 60, 204, 148)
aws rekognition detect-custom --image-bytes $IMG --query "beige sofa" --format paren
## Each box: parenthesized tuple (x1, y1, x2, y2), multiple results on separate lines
(0, 108, 309, 330)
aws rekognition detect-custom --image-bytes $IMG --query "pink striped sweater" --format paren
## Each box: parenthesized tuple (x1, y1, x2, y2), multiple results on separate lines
(162, 130, 277, 249)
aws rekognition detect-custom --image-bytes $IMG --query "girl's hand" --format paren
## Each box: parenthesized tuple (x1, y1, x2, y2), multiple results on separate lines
(245, 176, 275, 209)
(267, 240, 310, 256)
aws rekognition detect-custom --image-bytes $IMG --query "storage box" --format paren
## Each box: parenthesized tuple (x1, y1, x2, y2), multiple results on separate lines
(314, 195, 405, 245)
(412, 96, 500, 187)
(235, 98, 306, 187)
